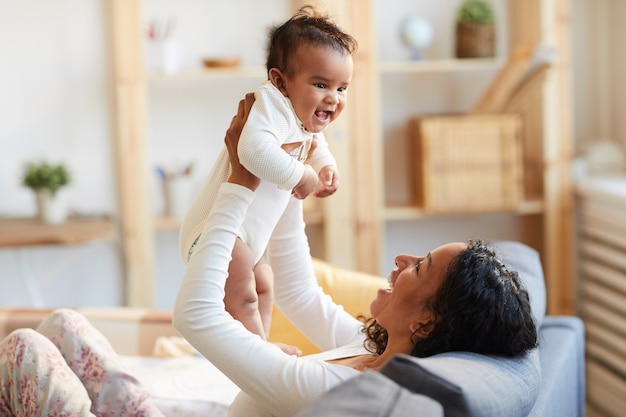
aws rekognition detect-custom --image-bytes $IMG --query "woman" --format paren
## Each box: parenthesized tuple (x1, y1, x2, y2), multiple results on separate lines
(0, 95, 536, 417)
(172, 93, 538, 417)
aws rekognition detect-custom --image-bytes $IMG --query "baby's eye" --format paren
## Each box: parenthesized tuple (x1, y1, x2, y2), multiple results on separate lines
(315, 83, 326, 89)
(338, 86, 347, 92)
(415, 260, 423, 271)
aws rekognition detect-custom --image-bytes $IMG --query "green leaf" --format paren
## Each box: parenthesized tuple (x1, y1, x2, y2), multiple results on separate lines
(457, 0, 495, 24)
(22, 161, 71, 196)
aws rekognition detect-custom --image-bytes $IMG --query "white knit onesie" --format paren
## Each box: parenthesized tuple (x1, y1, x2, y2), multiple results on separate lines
(178, 80, 337, 263)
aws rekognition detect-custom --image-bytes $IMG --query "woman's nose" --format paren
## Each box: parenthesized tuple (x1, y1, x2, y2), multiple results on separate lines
(395, 254, 410, 269)
(395, 254, 419, 270)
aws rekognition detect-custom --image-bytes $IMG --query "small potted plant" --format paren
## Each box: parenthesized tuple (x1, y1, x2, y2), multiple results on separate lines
(22, 161, 72, 224)
(455, 0, 495, 58)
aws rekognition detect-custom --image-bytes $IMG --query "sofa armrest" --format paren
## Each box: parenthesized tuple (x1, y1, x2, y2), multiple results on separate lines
(529, 316, 586, 417)
(0, 307, 178, 356)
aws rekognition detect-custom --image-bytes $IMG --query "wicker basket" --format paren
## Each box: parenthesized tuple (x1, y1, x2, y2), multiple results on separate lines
(456, 22, 495, 58)
(410, 114, 523, 213)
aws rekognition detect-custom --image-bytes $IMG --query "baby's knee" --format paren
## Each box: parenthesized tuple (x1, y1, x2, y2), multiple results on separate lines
(254, 262, 274, 294)
(236, 286, 260, 306)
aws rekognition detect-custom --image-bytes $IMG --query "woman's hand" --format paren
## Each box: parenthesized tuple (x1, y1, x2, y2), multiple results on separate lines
(226, 93, 260, 190)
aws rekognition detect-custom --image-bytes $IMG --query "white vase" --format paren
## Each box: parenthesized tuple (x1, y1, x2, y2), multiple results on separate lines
(36, 189, 68, 224)
(163, 176, 193, 220)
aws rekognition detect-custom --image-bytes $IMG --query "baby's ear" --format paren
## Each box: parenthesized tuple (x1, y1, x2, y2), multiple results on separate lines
(269, 68, 288, 96)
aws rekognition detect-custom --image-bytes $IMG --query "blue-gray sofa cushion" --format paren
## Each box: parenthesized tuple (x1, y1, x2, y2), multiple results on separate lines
(381, 351, 540, 417)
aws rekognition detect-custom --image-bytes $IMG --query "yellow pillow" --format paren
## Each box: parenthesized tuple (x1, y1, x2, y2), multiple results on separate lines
(268, 258, 384, 355)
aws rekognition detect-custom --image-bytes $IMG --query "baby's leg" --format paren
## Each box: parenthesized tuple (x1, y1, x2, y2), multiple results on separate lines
(226, 238, 267, 338)
(253, 258, 275, 337)
(0, 327, 96, 417)
(36, 309, 165, 417)
(253, 259, 302, 357)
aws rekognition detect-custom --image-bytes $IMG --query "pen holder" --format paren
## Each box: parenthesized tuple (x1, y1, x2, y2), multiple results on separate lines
(146, 39, 182, 74)
(163, 176, 193, 220)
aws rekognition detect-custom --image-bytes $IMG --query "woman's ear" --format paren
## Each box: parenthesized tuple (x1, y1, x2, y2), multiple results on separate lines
(410, 319, 435, 339)
(269, 68, 288, 97)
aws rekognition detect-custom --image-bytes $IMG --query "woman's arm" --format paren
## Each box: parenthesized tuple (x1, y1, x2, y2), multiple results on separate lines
(268, 197, 363, 352)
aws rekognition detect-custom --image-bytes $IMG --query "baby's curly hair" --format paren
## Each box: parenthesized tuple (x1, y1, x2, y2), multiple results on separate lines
(362, 239, 538, 358)
(266, 5, 358, 77)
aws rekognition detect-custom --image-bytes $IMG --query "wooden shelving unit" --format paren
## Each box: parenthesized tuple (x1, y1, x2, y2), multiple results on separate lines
(374, 0, 574, 315)
(108, 0, 573, 314)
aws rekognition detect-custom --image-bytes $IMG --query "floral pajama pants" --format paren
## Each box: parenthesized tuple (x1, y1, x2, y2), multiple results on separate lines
(0, 309, 165, 417)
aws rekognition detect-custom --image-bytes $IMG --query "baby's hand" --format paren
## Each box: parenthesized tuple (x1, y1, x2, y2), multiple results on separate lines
(314, 165, 340, 198)
(292, 165, 318, 199)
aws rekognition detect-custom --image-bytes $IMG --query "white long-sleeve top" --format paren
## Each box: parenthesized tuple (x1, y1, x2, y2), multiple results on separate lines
(178, 81, 336, 263)
(173, 183, 368, 417)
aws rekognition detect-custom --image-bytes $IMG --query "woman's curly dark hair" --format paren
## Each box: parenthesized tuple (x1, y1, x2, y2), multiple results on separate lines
(266, 5, 358, 77)
(362, 239, 538, 358)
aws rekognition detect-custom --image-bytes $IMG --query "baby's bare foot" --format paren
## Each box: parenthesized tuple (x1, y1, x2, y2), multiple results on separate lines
(273, 342, 302, 357)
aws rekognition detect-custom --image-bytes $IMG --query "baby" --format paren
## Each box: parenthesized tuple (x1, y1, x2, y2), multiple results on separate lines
(178, 6, 357, 352)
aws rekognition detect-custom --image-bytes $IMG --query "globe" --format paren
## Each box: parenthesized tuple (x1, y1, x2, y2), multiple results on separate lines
(401, 16, 434, 60)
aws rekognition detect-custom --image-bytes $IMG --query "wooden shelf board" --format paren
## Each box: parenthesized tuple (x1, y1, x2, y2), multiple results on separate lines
(379, 58, 503, 74)
(148, 59, 501, 81)
(0, 217, 116, 248)
(384, 199, 544, 221)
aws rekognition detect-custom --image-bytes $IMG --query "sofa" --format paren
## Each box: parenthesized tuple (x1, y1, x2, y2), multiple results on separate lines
(0, 241, 584, 417)
(296, 241, 586, 417)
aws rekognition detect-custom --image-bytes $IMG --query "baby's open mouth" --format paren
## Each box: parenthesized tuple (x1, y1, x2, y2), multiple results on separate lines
(315, 110, 331, 120)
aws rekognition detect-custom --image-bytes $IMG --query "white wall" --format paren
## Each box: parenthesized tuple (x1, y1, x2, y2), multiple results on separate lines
(0, 1, 121, 307)
(571, 0, 626, 154)
(0, 1, 114, 217)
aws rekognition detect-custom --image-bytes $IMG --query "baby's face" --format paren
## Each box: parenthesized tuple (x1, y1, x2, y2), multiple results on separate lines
(281, 44, 353, 133)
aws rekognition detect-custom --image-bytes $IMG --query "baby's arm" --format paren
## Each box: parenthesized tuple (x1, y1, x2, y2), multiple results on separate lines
(238, 84, 305, 191)
(303, 133, 340, 198)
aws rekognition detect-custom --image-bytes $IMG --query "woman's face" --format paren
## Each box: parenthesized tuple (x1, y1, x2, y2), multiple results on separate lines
(370, 242, 466, 337)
